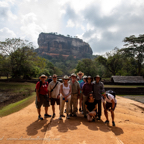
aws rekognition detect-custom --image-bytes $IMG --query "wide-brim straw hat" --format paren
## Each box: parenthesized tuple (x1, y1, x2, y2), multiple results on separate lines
(39, 74, 47, 80)
(71, 73, 76, 77)
(77, 71, 84, 76)
(63, 75, 69, 80)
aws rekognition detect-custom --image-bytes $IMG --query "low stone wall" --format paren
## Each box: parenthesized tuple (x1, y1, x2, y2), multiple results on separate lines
(105, 87, 144, 95)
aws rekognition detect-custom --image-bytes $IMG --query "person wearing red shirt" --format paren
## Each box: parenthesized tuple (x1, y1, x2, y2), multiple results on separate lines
(35, 74, 51, 120)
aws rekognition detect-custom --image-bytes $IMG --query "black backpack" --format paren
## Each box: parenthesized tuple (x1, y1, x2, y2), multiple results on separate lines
(35, 81, 48, 92)
(106, 90, 116, 98)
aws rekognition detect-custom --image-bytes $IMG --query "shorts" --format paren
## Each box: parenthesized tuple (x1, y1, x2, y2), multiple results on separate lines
(77, 93, 83, 100)
(35, 94, 49, 109)
(51, 98, 60, 105)
(106, 102, 117, 111)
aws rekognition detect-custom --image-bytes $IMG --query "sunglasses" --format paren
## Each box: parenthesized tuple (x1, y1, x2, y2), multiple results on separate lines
(53, 77, 57, 78)
(41, 77, 46, 78)
(89, 94, 93, 97)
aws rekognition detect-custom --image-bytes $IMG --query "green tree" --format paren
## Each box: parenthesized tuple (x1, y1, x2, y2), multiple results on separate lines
(97, 48, 123, 76)
(121, 34, 144, 75)
(75, 58, 97, 77)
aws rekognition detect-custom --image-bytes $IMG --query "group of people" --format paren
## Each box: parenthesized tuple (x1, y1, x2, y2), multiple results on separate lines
(35, 71, 117, 126)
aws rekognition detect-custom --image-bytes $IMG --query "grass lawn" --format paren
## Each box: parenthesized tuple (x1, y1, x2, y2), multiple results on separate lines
(0, 82, 36, 93)
(0, 82, 36, 117)
(118, 95, 144, 96)
(0, 76, 11, 79)
(0, 92, 36, 117)
(105, 85, 144, 88)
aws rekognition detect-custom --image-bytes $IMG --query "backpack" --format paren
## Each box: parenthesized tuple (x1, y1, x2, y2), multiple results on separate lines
(106, 90, 116, 99)
(35, 81, 48, 92)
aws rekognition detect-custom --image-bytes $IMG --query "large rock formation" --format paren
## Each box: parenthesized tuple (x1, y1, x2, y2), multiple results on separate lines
(35, 33, 93, 59)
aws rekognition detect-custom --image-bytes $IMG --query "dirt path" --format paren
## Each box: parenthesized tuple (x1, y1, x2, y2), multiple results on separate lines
(0, 96, 144, 144)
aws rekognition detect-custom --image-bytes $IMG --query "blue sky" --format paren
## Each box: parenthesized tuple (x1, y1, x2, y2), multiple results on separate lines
(0, 0, 144, 55)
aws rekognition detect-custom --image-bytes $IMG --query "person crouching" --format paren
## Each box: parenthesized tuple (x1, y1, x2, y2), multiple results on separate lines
(85, 92, 97, 122)
(102, 91, 117, 126)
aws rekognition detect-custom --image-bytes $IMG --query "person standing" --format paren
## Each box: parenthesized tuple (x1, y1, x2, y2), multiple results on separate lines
(47, 76, 52, 84)
(93, 75, 105, 120)
(102, 91, 117, 126)
(35, 74, 51, 120)
(85, 92, 97, 122)
(69, 73, 80, 117)
(82, 76, 93, 118)
(59, 75, 71, 120)
(77, 71, 84, 112)
(80, 75, 87, 90)
(48, 74, 61, 118)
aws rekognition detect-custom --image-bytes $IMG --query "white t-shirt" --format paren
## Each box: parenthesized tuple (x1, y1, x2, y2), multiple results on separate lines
(102, 93, 117, 103)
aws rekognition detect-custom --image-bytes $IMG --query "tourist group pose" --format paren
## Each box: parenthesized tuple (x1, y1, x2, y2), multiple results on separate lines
(35, 72, 117, 126)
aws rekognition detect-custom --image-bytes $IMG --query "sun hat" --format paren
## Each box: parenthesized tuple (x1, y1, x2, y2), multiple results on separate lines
(71, 73, 76, 77)
(83, 75, 87, 79)
(77, 71, 84, 76)
(94, 75, 101, 80)
(53, 74, 57, 78)
(87, 76, 92, 79)
(86, 76, 93, 82)
(39, 74, 47, 80)
(63, 75, 69, 80)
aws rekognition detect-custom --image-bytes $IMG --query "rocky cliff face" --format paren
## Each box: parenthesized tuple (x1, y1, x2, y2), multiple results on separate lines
(36, 33, 93, 59)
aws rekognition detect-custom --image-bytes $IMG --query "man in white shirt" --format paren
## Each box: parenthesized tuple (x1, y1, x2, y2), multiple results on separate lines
(102, 92, 117, 126)
(48, 74, 61, 118)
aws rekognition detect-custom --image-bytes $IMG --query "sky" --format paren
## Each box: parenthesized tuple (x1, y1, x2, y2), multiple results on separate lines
(0, 0, 144, 55)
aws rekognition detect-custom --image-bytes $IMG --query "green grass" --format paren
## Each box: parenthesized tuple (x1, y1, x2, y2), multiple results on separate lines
(0, 92, 36, 117)
(105, 85, 144, 88)
(118, 95, 144, 96)
(0, 76, 11, 79)
(0, 82, 36, 93)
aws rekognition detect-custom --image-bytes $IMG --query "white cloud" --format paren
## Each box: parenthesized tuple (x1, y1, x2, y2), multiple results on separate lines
(66, 19, 75, 27)
(0, 0, 144, 54)
(0, 27, 16, 41)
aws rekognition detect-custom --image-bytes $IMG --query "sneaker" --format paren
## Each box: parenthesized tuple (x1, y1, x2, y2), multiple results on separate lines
(44, 114, 51, 118)
(38, 115, 43, 120)
(58, 116, 62, 120)
(97, 117, 101, 120)
(70, 113, 73, 117)
(92, 118, 95, 122)
(84, 115, 87, 118)
(104, 120, 109, 124)
(52, 113, 55, 118)
(67, 115, 70, 119)
(60, 115, 65, 117)
(112, 121, 115, 126)
(73, 114, 77, 117)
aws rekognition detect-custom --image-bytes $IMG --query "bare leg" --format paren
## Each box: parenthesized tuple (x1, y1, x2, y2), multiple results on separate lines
(52, 105, 55, 114)
(45, 107, 48, 114)
(111, 110, 114, 121)
(104, 109, 109, 121)
(37, 108, 41, 116)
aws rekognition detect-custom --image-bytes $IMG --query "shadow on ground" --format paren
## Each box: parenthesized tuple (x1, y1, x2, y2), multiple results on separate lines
(26, 118, 52, 136)
(45, 113, 124, 135)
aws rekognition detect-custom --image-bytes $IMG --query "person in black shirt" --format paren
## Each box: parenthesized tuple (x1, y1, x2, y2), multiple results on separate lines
(85, 92, 97, 122)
